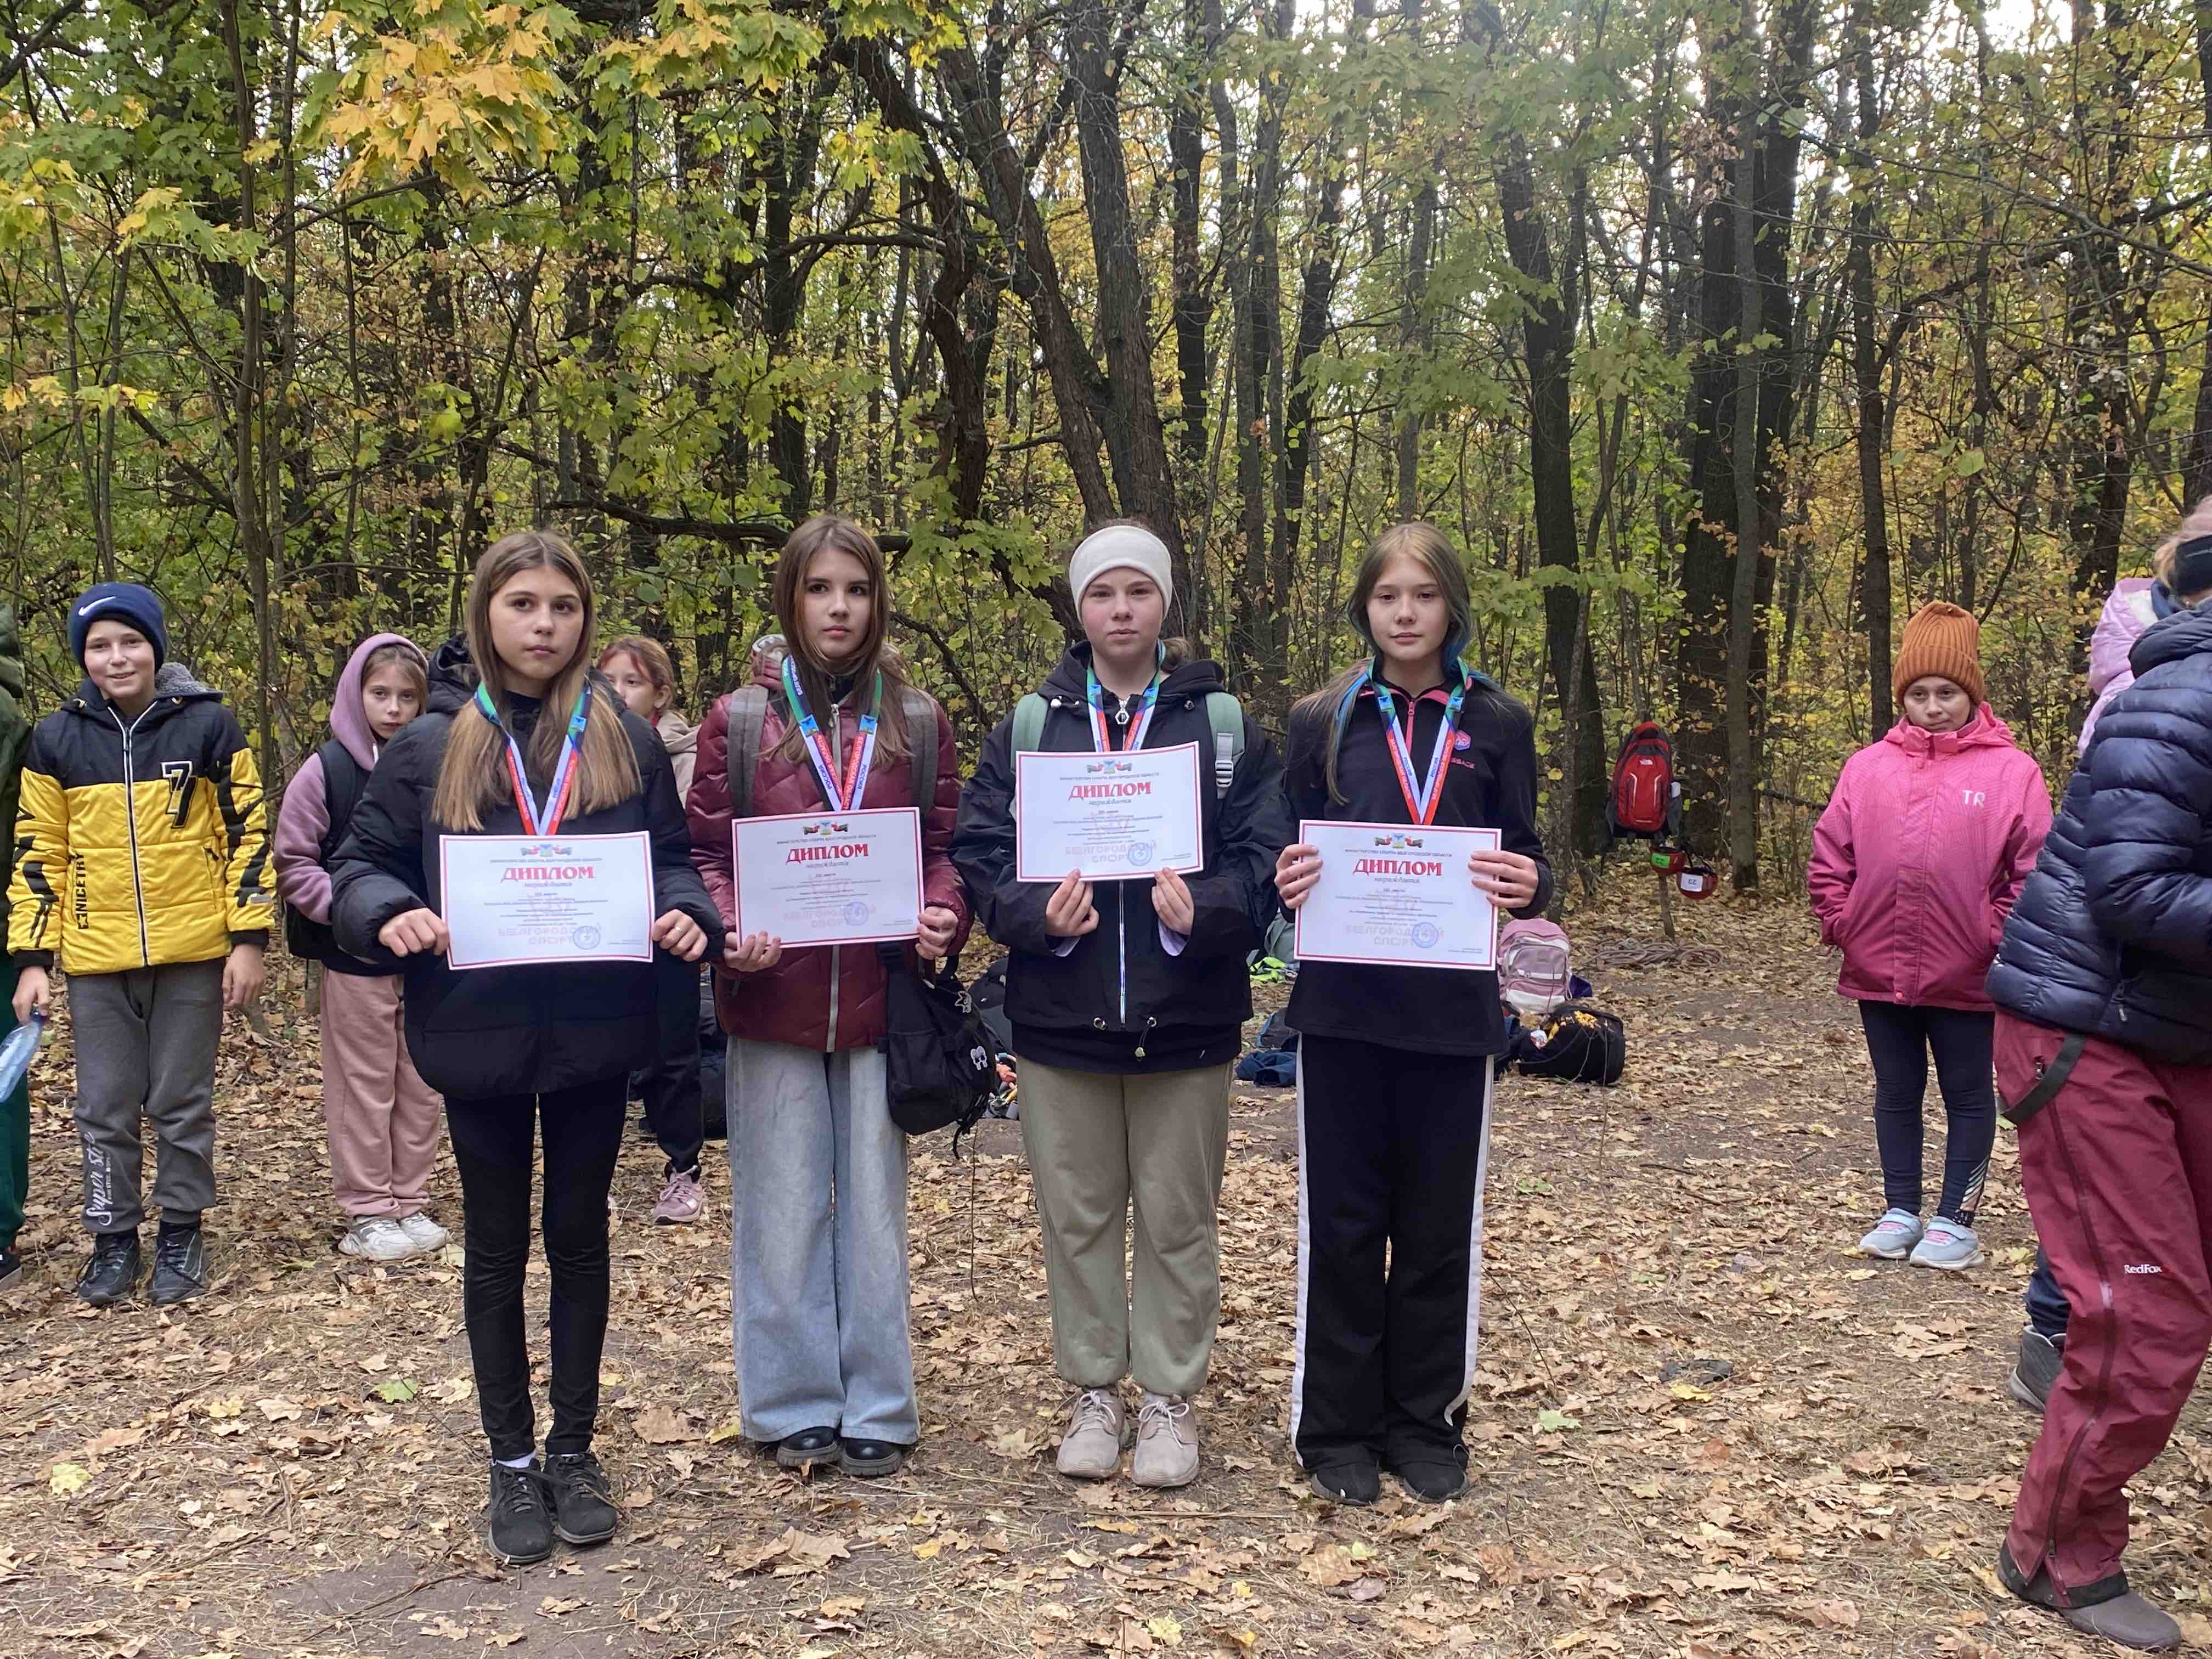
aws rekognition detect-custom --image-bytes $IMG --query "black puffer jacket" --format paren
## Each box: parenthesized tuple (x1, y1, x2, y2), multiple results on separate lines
(1987, 601, 2212, 1064)
(952, 647, 1290, 1073)
(330, 687, 723, 1100)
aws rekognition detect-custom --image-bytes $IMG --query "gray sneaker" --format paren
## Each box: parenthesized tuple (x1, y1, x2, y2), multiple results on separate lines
(340, 1217, 415, 1262)
(397, 1212, 450, 1252)
(2000, 1543, 2181, 1651)
(1858, 1208, 1924, 1259)
(1909, 1217, 1983, 1270)
(1132, 1392, 1199, 1489)
(2010, 1330, 2064, 1413)
(1056, 1388, 1125, 1480)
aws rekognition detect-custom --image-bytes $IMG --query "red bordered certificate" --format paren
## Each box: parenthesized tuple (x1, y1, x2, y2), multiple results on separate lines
(731, 806, 924, 949)
(1291, 819, 1501, 971)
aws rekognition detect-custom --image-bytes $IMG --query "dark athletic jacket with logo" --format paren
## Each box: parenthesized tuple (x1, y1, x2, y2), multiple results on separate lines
(952, 646, 1290, 1074)
(8, 663, 272, 974)
(1281, 672, 1552, 1058)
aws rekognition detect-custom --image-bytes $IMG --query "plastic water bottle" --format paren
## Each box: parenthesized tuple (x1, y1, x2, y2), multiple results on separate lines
(0, 1009, 46, 1098)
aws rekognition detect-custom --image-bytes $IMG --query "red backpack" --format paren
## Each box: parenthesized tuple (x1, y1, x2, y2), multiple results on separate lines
(1608, 722, 1675, 839)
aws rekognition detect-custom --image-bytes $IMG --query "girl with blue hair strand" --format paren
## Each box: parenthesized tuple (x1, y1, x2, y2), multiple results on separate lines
(1273, 523, 1550, 1506)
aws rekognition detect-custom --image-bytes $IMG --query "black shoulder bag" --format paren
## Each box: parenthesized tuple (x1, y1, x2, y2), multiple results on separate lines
(878, 943, 998, 1139)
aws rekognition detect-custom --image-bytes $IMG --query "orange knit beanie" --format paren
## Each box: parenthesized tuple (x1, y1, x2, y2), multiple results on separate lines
(1893, 601, 1984, 704)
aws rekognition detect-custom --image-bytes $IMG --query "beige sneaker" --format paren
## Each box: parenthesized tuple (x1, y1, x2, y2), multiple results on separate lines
(1056, 1388, 1125, 1480)
(1131, 1392, 1199, 1488)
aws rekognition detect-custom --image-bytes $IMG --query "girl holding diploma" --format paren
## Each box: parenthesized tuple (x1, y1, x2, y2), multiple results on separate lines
(686, 515, 967, 1480)
(952, 522, 1289, 1490)
(1273, 522, 1549, 1508)
(331, 531, 720, 1566)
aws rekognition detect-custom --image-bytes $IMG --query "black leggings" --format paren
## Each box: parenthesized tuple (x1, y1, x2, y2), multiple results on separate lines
(445, 1076, 628, 1460)
(1858, 1002, 1995, 1224)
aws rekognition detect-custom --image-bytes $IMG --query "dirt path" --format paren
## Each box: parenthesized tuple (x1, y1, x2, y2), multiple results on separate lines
(1, 882, 2204, 1658)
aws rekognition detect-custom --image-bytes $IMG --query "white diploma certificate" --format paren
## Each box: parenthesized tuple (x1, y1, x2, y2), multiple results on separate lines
(1013, 741, 1206, 883)
(441, 832, 657, 971)
(1293, 820, 1501, 970)
(731, 807, 924, 947)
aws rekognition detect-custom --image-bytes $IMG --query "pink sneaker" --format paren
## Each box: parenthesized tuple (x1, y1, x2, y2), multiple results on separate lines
(651, 1166, 705, 1225)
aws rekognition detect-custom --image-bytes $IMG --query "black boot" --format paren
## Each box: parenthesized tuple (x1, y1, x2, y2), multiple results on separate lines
(838, 1438, 907, 1479)
(1389, 1447, 1469, 1505)
(485, 1460, 554, 1564)
(544, 1450, 619, 1546)
(2009, 1330, 2064, 1414)
(76, 1231, 141, 1306)
(1309, 1457, 1382, 1506)
(776, 1426, 839, 1470)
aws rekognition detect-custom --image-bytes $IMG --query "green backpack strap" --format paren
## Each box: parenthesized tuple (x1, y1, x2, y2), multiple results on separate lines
(1203, 691, 1244, 800)
(725, 685, 770, 819)
(1012, 692, 1050, 758)
(899, 687, 938, 810)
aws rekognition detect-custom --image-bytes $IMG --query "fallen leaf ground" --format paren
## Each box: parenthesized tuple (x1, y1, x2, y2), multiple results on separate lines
(3, 878, 2208, 1659)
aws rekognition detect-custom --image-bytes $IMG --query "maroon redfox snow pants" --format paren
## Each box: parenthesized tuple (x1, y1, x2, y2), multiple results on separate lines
(1998, 1012, 2212, 1601)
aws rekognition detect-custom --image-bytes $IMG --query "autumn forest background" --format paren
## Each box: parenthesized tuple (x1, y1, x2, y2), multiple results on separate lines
(5, 0, 2208, 898)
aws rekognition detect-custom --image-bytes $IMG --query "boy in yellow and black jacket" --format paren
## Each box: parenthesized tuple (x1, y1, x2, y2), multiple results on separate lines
(7, 583, 271, 1307)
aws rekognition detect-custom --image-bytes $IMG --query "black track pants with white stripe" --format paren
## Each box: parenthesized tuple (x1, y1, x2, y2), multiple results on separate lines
(1291, 1035, 1493, 1471)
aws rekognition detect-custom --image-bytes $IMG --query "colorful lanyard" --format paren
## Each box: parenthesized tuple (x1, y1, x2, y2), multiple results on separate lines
(782, 659, 880, 811)
(1370, 665, 1467, 825)
(476, 684, 590, 835)
(1085, 664, 1161, 753)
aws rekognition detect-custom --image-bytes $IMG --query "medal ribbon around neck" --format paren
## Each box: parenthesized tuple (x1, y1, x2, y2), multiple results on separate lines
(782, 658, 881, 812)
(1085, 657, 1163, 753)
(1369, 661, 1468, 825)
(476, 682, 591, 836)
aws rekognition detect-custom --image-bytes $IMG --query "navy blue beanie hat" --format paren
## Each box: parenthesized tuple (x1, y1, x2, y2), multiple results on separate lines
(69, 583, 168, 668)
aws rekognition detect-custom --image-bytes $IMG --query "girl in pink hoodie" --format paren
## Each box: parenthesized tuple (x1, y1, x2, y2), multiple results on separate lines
(1808, 602, 2051, 1271)
(274, 634, 446, 1263)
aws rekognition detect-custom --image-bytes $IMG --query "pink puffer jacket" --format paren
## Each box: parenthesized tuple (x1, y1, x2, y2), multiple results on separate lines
(1806, 706, 2052, 1011)
(2079, 577, 2162, 755)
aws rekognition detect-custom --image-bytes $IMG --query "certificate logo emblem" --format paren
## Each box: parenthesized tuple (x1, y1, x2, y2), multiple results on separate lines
(1127, 840, 1154, 868)
(1411, 922, 1441, 949)
(573, 924, 602, 950)
(1372, 832, 1425, 850)
(843, 900, 872, 925)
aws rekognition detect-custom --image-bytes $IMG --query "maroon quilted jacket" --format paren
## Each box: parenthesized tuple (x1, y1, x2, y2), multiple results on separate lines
(688, 667, 970, 1052)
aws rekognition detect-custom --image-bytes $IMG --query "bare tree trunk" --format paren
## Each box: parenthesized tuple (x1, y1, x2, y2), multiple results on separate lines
(1847, 0, 1893, 733)
(1725, 0, 1763, 891)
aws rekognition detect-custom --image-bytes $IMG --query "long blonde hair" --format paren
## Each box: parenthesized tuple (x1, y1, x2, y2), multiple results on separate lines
(432, 531, 642, 831)
(1291, 522, 1487, 804)
(769, 515, 912, 762)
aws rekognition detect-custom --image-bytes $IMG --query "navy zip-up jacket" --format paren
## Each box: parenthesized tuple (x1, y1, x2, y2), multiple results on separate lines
(1987, 600, 2212, 1064)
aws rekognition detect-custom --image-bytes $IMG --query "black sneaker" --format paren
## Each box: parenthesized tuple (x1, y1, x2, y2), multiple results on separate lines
(545, 1450, 619, 1545)
(2010, 1330, 2064, 1414)
(1309, 1458, 1382, 1506)
(77, 1232, 141, 1306)
(776, 1426, 840, 1470)
(486, 1460, 555, 1564)
(1390, 1450, 1469, 1504)
(149, 1228, 208, 1305)
(838, 1438, 907, 1479)
(0, 1245, 21, 1290)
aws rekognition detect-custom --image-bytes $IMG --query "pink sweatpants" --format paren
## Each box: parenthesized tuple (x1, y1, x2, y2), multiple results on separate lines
(321, 970, 444, 1218)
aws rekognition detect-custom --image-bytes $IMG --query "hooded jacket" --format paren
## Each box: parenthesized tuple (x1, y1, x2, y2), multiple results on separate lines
(329, 688, 723, 1100)
(687, 664, 969, 1052)
(273, 633, 426, 970)
(952, 646, 1290, 1072)
(657, 708, 699, 802)
(8, 662, 273, 974)
(1807, 705, 2050, 1012)
(1988, 602, 2212, 1063)
(2080, 577, 2169, 755)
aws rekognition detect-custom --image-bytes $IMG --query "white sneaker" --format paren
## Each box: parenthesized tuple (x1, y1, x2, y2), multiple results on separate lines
(340, 1217, 415, 1262)
(1857, 1208, 1924, 1260)
(1057, 1388, 1125, 1480)
(1132, 1392, 1199, 1489)
(397, 1212, 449, 1252)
